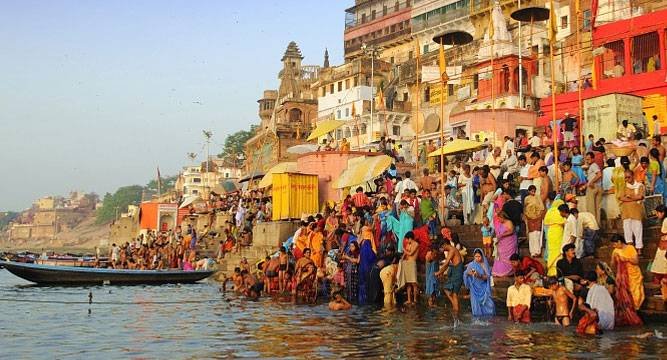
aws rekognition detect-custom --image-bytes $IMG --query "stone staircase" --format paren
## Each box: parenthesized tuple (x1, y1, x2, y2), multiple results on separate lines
(448, 219, 666, 317)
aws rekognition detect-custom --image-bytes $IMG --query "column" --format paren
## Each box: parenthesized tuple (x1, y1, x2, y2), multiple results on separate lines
(623, 37, 632, 75)
(658, 29, 666, 70)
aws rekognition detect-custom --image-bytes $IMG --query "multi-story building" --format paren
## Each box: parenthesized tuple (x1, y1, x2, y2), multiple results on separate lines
(539, 0, 667, 136)
(312, 56, 413, 148)
(244, 42, 321, 174)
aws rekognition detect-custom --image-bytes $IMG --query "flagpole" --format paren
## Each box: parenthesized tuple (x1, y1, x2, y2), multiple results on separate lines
(549, 0, 560, 190)
(415, 42, 421, 175)
(439, 38, 446, 214)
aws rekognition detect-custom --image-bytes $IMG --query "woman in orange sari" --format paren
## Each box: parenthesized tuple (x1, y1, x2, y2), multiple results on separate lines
(610, 235, 644, 326)
(308, 224, 325, 268)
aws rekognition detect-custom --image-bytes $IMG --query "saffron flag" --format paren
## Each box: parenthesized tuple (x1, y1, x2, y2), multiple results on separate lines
(548, 0, 558, 43)
(438, 42, 448, 82)
(351, 102, 356, 117)
(415, 40, 421, 58)
(488, 11, 495, 39)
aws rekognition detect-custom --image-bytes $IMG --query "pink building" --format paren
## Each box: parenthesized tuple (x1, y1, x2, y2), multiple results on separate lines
(449, 108, 537, 141)
(297, 151, 383, 204)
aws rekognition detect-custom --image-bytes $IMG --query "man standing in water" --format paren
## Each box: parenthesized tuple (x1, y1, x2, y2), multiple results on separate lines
(548, 277, 577, 326)
(400, 232, 419, 305)
(436, 239, 464, 325)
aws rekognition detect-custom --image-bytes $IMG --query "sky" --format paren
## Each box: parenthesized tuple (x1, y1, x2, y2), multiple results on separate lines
(0, 0, 347, 211)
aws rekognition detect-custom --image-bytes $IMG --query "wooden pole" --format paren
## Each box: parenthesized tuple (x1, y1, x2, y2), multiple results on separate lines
(440, 39, 446, 215)
(550, 37, 560, 190)
(576, 1, 584, 153)
(415, 45, 421, 174)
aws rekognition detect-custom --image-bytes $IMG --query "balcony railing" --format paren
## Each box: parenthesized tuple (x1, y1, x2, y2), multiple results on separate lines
(345, 0, 412, 30)
(345, 27, 412, 54)
(411, 7, 469, 33)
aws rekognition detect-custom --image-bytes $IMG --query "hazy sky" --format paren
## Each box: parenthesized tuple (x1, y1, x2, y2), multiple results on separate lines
(0, 0, 346, 211)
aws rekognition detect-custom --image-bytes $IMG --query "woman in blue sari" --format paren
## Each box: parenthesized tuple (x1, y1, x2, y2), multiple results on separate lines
(464, 248, 496, 320)
(358, 238, 377, 305)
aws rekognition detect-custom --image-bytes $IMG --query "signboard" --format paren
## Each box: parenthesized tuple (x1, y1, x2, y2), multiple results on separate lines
(429, 85, 446, 106)
(421, 65, 463, 84)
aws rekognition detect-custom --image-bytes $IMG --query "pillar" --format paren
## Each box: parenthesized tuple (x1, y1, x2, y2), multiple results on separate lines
(623, 37, 632, 75)
(658, 29, 666, 70)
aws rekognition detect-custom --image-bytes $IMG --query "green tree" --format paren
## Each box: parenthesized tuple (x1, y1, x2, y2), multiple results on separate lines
(95, 185, 144, 224)
(218, 125, 259, 161)
(146, 175, 178, 192)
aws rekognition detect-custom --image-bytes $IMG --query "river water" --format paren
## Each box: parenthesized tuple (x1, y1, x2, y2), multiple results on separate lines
(1, 270, 666, 359)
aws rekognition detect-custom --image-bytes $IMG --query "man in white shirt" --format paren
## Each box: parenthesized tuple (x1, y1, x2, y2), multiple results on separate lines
(576, 209, 599, 257)
(485, 146, 503, 179)
(501, 149, 519, 176)
(503, 136, 514, 158)
(560, 205, 583, 258)
(518, 155, 532, 202)
(394, 171, 417, 207)
(507, 273, 532, 323)
(529, 133, 541, 148)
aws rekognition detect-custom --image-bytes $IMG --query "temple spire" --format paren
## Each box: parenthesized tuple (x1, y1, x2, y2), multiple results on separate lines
(323, 48, 330, 68)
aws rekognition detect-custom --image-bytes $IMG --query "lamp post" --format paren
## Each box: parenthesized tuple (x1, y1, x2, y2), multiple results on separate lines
(361, 43, 380, 144)
(432, 30, 473, 218)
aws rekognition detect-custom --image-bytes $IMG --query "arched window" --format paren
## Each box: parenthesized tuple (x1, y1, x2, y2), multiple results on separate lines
(289, 108, 302, 122)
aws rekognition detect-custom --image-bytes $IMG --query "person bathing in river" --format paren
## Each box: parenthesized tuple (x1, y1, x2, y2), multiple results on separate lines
(329, 291, 352, 311)
(548, 277, 577, 326)
(436, 238, 463, 323)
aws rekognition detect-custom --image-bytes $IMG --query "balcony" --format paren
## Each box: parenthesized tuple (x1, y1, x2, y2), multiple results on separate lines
(345, 27, 412, 54)
(411, 7, 469, 33)
(345, 0, 412, 30)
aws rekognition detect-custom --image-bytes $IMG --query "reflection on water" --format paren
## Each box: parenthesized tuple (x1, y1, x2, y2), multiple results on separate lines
(1, 270, 665, 359)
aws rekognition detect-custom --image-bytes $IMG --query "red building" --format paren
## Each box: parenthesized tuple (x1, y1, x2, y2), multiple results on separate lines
(539, 5, 667, 135)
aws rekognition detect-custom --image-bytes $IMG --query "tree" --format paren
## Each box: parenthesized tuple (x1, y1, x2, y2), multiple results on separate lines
(218, 125, 259, 162)
(146, 175, 178, 192)
(95, 185, 144, 224)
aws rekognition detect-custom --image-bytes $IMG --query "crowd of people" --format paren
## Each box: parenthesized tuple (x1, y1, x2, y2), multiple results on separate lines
(171, 118, 667, 335)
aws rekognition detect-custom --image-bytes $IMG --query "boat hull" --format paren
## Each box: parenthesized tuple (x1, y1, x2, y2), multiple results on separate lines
(0, 260, 214, 285)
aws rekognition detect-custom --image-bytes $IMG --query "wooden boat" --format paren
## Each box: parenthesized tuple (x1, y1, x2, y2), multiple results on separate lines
(0, 260, 215, 285)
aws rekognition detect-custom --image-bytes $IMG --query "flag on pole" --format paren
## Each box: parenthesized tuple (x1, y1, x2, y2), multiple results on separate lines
(351, 102, 356, 117)
(548, 0, 558, 43)
(438, 42, 448, 82)
(415, 40, 421, 58)
(377, 87, 385, 111)
(488, 11, 495, 39)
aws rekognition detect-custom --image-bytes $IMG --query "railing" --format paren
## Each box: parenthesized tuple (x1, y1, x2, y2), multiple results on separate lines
(345, 27, 412, 53)
(411, 7, 469, 33)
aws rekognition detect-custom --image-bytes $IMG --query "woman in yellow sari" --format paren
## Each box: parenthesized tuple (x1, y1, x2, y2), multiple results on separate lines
(610, 235, 645, 311)
(543, 199, 566, 276)
(308, 224, 325, 269)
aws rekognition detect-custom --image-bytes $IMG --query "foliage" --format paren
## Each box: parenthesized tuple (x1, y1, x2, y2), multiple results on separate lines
(218, 125, 259, 161)
(95, 185, 144, 224)
(146, 175, 178, 192)
(0, 212, 19, 231)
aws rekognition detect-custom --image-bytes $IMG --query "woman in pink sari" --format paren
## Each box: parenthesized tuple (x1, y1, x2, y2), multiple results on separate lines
(492, 211, 517, 277)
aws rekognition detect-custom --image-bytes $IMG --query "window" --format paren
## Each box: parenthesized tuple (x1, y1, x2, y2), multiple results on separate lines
(632, 32, 660, 74)
(391, 24, 396, 33)
(409, 50, 414, 59)
(602, 40, 625, 78)
(362, 13, 367, 23)
(448, 84, 455, 96)
(383, 5, 387, 16)
(583, 9, 591, 30)
(345, 79, 350, 89)
(423, 44, 429, 54)
(360, 123, 367, 134)
(337, 110, 342, 119)
(321, 87, 326, 96)
(352, 126, 358, 136)
(371, 10, 376, 20)
(338, 81, 342, 92)
(192, 189, 198, 194)
(354, 76, 358, 87)
(390, 56, 395, 64)
(330, 84, 335, 93)
(345, 108, 350, 117)
(193, 178, 201, 183)
(406, 0, 411, 6)
(424, 87, 430, 102)
(473, 73, 479, 89)
(344, 127, 351, 138)
(403, 92, 408, 101)
(395, 2, 399, 12)
(393, 125, 401, 136)
(289, 108, 302, 122)
(561, 16, 568, 29)
(336, 129, 343, 139)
